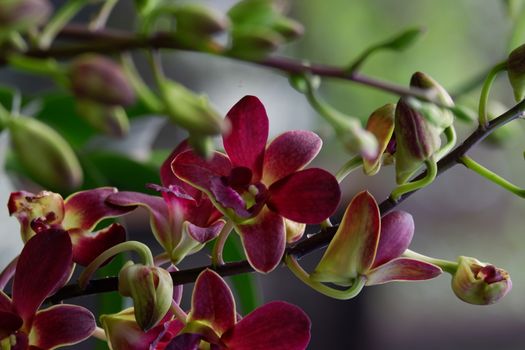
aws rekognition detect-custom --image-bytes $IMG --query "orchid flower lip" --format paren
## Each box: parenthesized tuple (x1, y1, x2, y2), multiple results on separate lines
(146, 183, 196, 202)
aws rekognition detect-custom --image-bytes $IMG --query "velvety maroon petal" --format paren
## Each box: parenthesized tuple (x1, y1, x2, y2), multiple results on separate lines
(62, 187, 134, 232)
(223, 96, 269, 180)
(312, 191, 380, 284)
(0, 291, 13, 312)
(12, 229, 73, 324)
(237, 208, 285, 273)
(150, 318, 185, 350)
(221, 301, 310, 350)
(29, 305, 95, 349)
(172, 151, 232, 197)
(164, 334, 201, 350)
(161, 140, 190, 186)
(0, 311, 22, 339)
(69, 223, 127, 266)
(187, 220, 225, 244)
(190, 269, 236, 336)
(366, 257, 442, 285)
(262, 130, 322, 184)
(267, 168, 341, 224)
(372, 211, 414, 269)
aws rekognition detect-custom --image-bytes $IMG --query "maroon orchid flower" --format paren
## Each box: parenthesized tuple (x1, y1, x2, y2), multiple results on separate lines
(312, 191, 442, 286)
(8, 187, 133, 266)
(0, 229, 95, 349)
(106, 141, 226, 264)
(172, 96, 341, 272)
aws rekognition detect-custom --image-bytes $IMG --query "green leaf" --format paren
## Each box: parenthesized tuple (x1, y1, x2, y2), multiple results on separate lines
(379, 27, 424, 51)
(223, 234, 261, 314)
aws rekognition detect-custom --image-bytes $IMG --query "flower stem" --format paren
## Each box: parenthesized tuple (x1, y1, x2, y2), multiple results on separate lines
(459, 155, 525, 197)
(7, 55, 66, 86)
(171, 299, 188, 324)
(78, 241, 154, 289)
(403, 249, 458, 274)
(390, 157, 438, 201)
(335, 156, 363, 183)
(39, 0, 90, 49)
(91, 327, 107, 341)
(212, 220, 234, 267)
(434, 125, 457, 161)
(478, 61, 507, 129)
(154, 252, 171, 267)
(285, 255, 366, 300)
(0, 255, 18, 291)
(120, 53, 163, 112)
(89, 0, 119, 31)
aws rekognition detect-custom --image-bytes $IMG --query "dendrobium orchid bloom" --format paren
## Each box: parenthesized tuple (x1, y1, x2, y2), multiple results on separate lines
(106, 141, 226, 264)
(0, 229, 95, 349)
(172, 96, 341, 272)
(8, 187, 133, 266)
(312, 191, 442, 286)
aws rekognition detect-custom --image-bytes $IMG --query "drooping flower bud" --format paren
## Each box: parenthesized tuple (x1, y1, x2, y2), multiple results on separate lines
(75, 99, 130, 137)
(173, 4, 229, 36)
(7, 117, 83, 191)
(70, 55, 136, 107)
(363, 104, 395, 175)
(451, 256, 512, 305)
(0, 0, 52, 33)
(118, 263, 174, 331)
(507, 43, 525, 102)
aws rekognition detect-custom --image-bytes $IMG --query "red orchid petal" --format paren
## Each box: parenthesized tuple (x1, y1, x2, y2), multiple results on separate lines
(262, 130, 322, 184)
(29, 304, 95, 349)
(267, 168, 341, 224)
(62, 187, 134, 232)
(164, 334, 201, 350)
(69, 223, 127, 266)
(172, 150, 232, 198)
(312, 191, 380, 284)
(0, 291, 13, 312)
(221, 301, 311, 350)
(106, 192, 177, 253)
(151, 318, 185, 350)
(12, 332, 29, 350)
(187, 220, 225, 244)
(223, 96, 268, 180)
(372, 211, 414, 269)
(190, 269, 236, 336)
(161, 140, 190, 186)
(0, 311, 22, 339)
(237, 208, 285, 273)
(366, 257, 442, 285)
(12, 229, 72, 324)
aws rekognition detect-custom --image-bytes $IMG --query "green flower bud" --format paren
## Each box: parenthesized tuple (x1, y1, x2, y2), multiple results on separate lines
(174, 4, 229, 36)
(229, 28, 282, 59)
(161, 81, 226, 136)
(70, 55, 136, 107)
(76, 99, 130, 137)
(507, 43, 525, 102)
(451, 256, 511, 305)
(0, 0, 52, 33)
(118, 263, 173, 331)
(8, 117, 83, 191)
(363, 104, 395, 176)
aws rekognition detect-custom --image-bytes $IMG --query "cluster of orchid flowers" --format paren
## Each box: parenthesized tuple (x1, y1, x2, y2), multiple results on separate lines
(0, 95, 512, 350)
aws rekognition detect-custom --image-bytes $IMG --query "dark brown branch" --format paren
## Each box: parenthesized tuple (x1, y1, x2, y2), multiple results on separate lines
(48, 99, 525, 303)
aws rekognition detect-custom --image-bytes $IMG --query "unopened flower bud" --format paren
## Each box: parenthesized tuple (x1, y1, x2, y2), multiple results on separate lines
(363, 104, 395, 176)
(507, 43, 525, 101)
(76, 99, 130, 137)
(70, 55, 136, 107)
(8, 117, 83, 191)
(101, 308, 155, 350)
(229, 28, 282, 59)
(162, 81, 226, 136)
(272, 17, 304, 40)
(119, 263, 173, 331)
(174, 4, 229, 36)
(0, 0, 52, 32)
(451, 256, 512, 305)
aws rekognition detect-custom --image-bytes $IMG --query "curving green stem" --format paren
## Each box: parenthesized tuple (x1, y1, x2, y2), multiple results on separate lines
(171, 300, 188, 324)
(285, 255, 366, 300)
(403, 249, 458, 275)
(478, 61, 507, 129)
(78, 241, 154, 289)
(211, 220, 234, 267)
(390, 157, 438, 201)
(7, 55, 67, 86)
(459, 155, 525, 198)
(335, 156, 363, 183)
(434, 125, 457, 161)
(89, 0, 119, 31)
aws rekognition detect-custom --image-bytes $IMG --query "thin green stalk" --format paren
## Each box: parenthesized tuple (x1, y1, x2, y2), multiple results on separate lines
(285, 255, 366, 300)
(335, 156, 363, 183)
(121, 53, 163, 112)
(403, 249, 458, 275)
(434, 125, 457, 161)
(0, 104, 9, 130)
(7, 55, 66, 86)
(390, 157, 438, 201)
(459, 155, 525, 197)
(89, 0, 119, 31)
(39, 0, 90, 49)
(212, 220, 234, 266)
(478, 61, 507, 129)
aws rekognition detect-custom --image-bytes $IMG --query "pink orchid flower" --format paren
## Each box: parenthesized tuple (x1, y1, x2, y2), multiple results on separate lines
(8, 187, 133, 266)
(312, 191, 442, 285)
(0, 229, 95, 349)
(106, 141, 226, 264)
(172, 96, 341, 272)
